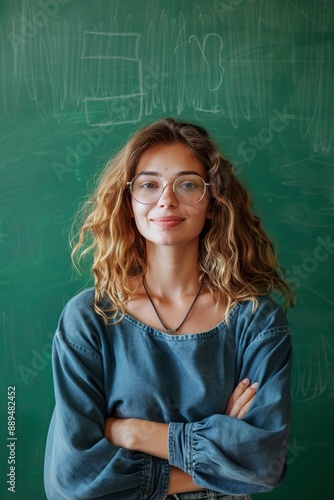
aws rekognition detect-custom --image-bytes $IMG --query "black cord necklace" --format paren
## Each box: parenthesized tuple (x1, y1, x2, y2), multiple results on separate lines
(142, 277, 203, 333)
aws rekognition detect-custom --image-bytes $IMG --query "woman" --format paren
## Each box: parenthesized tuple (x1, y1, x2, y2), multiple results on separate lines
(44, 118, 293, 499)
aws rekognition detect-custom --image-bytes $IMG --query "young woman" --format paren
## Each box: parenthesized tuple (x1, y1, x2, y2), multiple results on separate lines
(44, 118, 293, 500)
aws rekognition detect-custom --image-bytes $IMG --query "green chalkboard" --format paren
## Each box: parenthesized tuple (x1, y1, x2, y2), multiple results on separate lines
(1, 0, 333, 498)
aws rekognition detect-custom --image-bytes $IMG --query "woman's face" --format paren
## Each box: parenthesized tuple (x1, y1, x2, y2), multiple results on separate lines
(130, 142, 210, 249)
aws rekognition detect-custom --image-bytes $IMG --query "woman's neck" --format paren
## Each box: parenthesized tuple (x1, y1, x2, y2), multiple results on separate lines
(144, 243, 201, 300)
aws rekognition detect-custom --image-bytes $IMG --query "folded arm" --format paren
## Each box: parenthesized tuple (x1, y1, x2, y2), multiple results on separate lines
(104, 325, 292, 495)
(104, 378, 258, 494)
(45, 298, 170, 500)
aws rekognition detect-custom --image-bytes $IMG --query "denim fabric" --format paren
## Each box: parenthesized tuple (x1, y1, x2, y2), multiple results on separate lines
(167, 494, 251, 500)
(44, 288, 291, 499)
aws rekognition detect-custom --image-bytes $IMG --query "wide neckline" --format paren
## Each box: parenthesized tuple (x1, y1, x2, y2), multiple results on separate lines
(122, 301, 241, 341)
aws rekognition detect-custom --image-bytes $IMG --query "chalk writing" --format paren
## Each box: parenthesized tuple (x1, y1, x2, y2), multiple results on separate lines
(81, 32, 144, 126)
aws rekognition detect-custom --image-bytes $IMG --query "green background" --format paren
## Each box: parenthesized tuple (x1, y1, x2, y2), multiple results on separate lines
(1, 0, 333, 498)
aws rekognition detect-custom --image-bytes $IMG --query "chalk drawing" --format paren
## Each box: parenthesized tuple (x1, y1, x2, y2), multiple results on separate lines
(81, 32, 140, 61)
(140, 8, 172, 115)
(174, 32, 224, 116)
(81, 32, 143, 126)
(288, 3, 334, 152)
(269, 149, 334, 229)
(187, 33, 225, 92)
(292, 334, 334, 402)
(83, 90, 143, 127)
(1, 0, 333, 141)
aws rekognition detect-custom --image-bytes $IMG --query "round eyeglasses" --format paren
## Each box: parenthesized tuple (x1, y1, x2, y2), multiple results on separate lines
(127, 174, 210, 205)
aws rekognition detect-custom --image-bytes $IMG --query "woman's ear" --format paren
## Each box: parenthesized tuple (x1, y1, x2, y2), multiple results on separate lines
(206, 204, 214, 220)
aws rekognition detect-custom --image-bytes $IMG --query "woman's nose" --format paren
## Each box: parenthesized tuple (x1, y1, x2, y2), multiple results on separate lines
(158, 183, 179, 207)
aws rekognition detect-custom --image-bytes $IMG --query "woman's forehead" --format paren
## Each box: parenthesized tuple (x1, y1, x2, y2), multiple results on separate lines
(135, 142, 206, 176)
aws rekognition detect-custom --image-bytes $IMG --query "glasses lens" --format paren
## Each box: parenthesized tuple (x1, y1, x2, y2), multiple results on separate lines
(174, 175, 206, 204)
(131, 174, 162, 204)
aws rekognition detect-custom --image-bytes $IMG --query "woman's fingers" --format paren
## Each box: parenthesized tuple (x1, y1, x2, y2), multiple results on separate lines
(234, 392, 256, 419)
(225, 379, 259, 418)
(224, 378, 250, 415)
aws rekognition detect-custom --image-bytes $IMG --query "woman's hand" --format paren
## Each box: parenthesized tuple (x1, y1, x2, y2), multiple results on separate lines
(224, 378, 258, 418)
(104, 379, 258, 495)
(104, 378, 258, 452)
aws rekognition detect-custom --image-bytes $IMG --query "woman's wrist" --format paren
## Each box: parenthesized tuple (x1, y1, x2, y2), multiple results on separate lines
(105, 417, 169, 460)
(168, 466, 201, 494)
(129, 418, 169, 459)
(104, 417, 134, 449)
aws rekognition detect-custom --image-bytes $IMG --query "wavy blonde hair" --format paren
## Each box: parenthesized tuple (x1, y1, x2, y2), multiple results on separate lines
(72, 118, 294, 323)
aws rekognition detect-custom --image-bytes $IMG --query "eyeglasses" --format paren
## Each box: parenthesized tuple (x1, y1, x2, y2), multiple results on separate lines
(127, 173, 210, 205)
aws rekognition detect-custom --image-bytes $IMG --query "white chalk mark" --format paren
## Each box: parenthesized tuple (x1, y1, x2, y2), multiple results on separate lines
(301, 285, 334, 307)
(279, 153, 331, 169)
(81, 32, 144, 126)
(292, 333, 334, 402)
(174, 32, 224, 92)
(83, 92, 144, 127)
(192, 101, 221, 114)
(288, 1, 317, 24)
(0, 0, 333, 144)
(187, 33, 225, 92)
(81, 32, 140, 61)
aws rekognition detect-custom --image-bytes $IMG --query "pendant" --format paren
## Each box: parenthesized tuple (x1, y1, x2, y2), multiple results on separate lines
(142, 278, 203, 333)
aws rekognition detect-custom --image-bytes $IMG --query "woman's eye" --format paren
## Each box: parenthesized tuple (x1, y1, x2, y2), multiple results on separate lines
(140, 182, 159, 189)
(180, 182, 197, 190)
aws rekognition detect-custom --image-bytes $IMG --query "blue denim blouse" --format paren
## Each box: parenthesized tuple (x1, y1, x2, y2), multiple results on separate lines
(44, 289, 292, 499)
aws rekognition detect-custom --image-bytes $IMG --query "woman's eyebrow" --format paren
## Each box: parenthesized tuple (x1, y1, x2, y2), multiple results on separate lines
(138, 170, 201, 176)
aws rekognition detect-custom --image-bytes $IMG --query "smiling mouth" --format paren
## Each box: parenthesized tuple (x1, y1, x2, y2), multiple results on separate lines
(152, 217, 185, 227)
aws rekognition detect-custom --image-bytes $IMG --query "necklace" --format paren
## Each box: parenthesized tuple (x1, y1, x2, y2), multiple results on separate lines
(142, 277, 203, 333)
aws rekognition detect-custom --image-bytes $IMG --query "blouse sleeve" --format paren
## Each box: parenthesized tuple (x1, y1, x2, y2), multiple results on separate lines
(168, 299, 292, 495)
(44, 294, 169, 500)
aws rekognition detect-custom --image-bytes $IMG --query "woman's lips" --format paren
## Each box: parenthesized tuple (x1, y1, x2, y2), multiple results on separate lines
(151, 217, 185, 228)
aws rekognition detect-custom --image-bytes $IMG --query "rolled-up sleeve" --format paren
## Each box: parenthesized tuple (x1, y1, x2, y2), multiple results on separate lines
(44, 298, 169, 500)
(168, 319, 292, 495)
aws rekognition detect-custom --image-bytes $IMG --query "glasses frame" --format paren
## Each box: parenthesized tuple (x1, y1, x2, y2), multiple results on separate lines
(127, 174, 210, 205)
